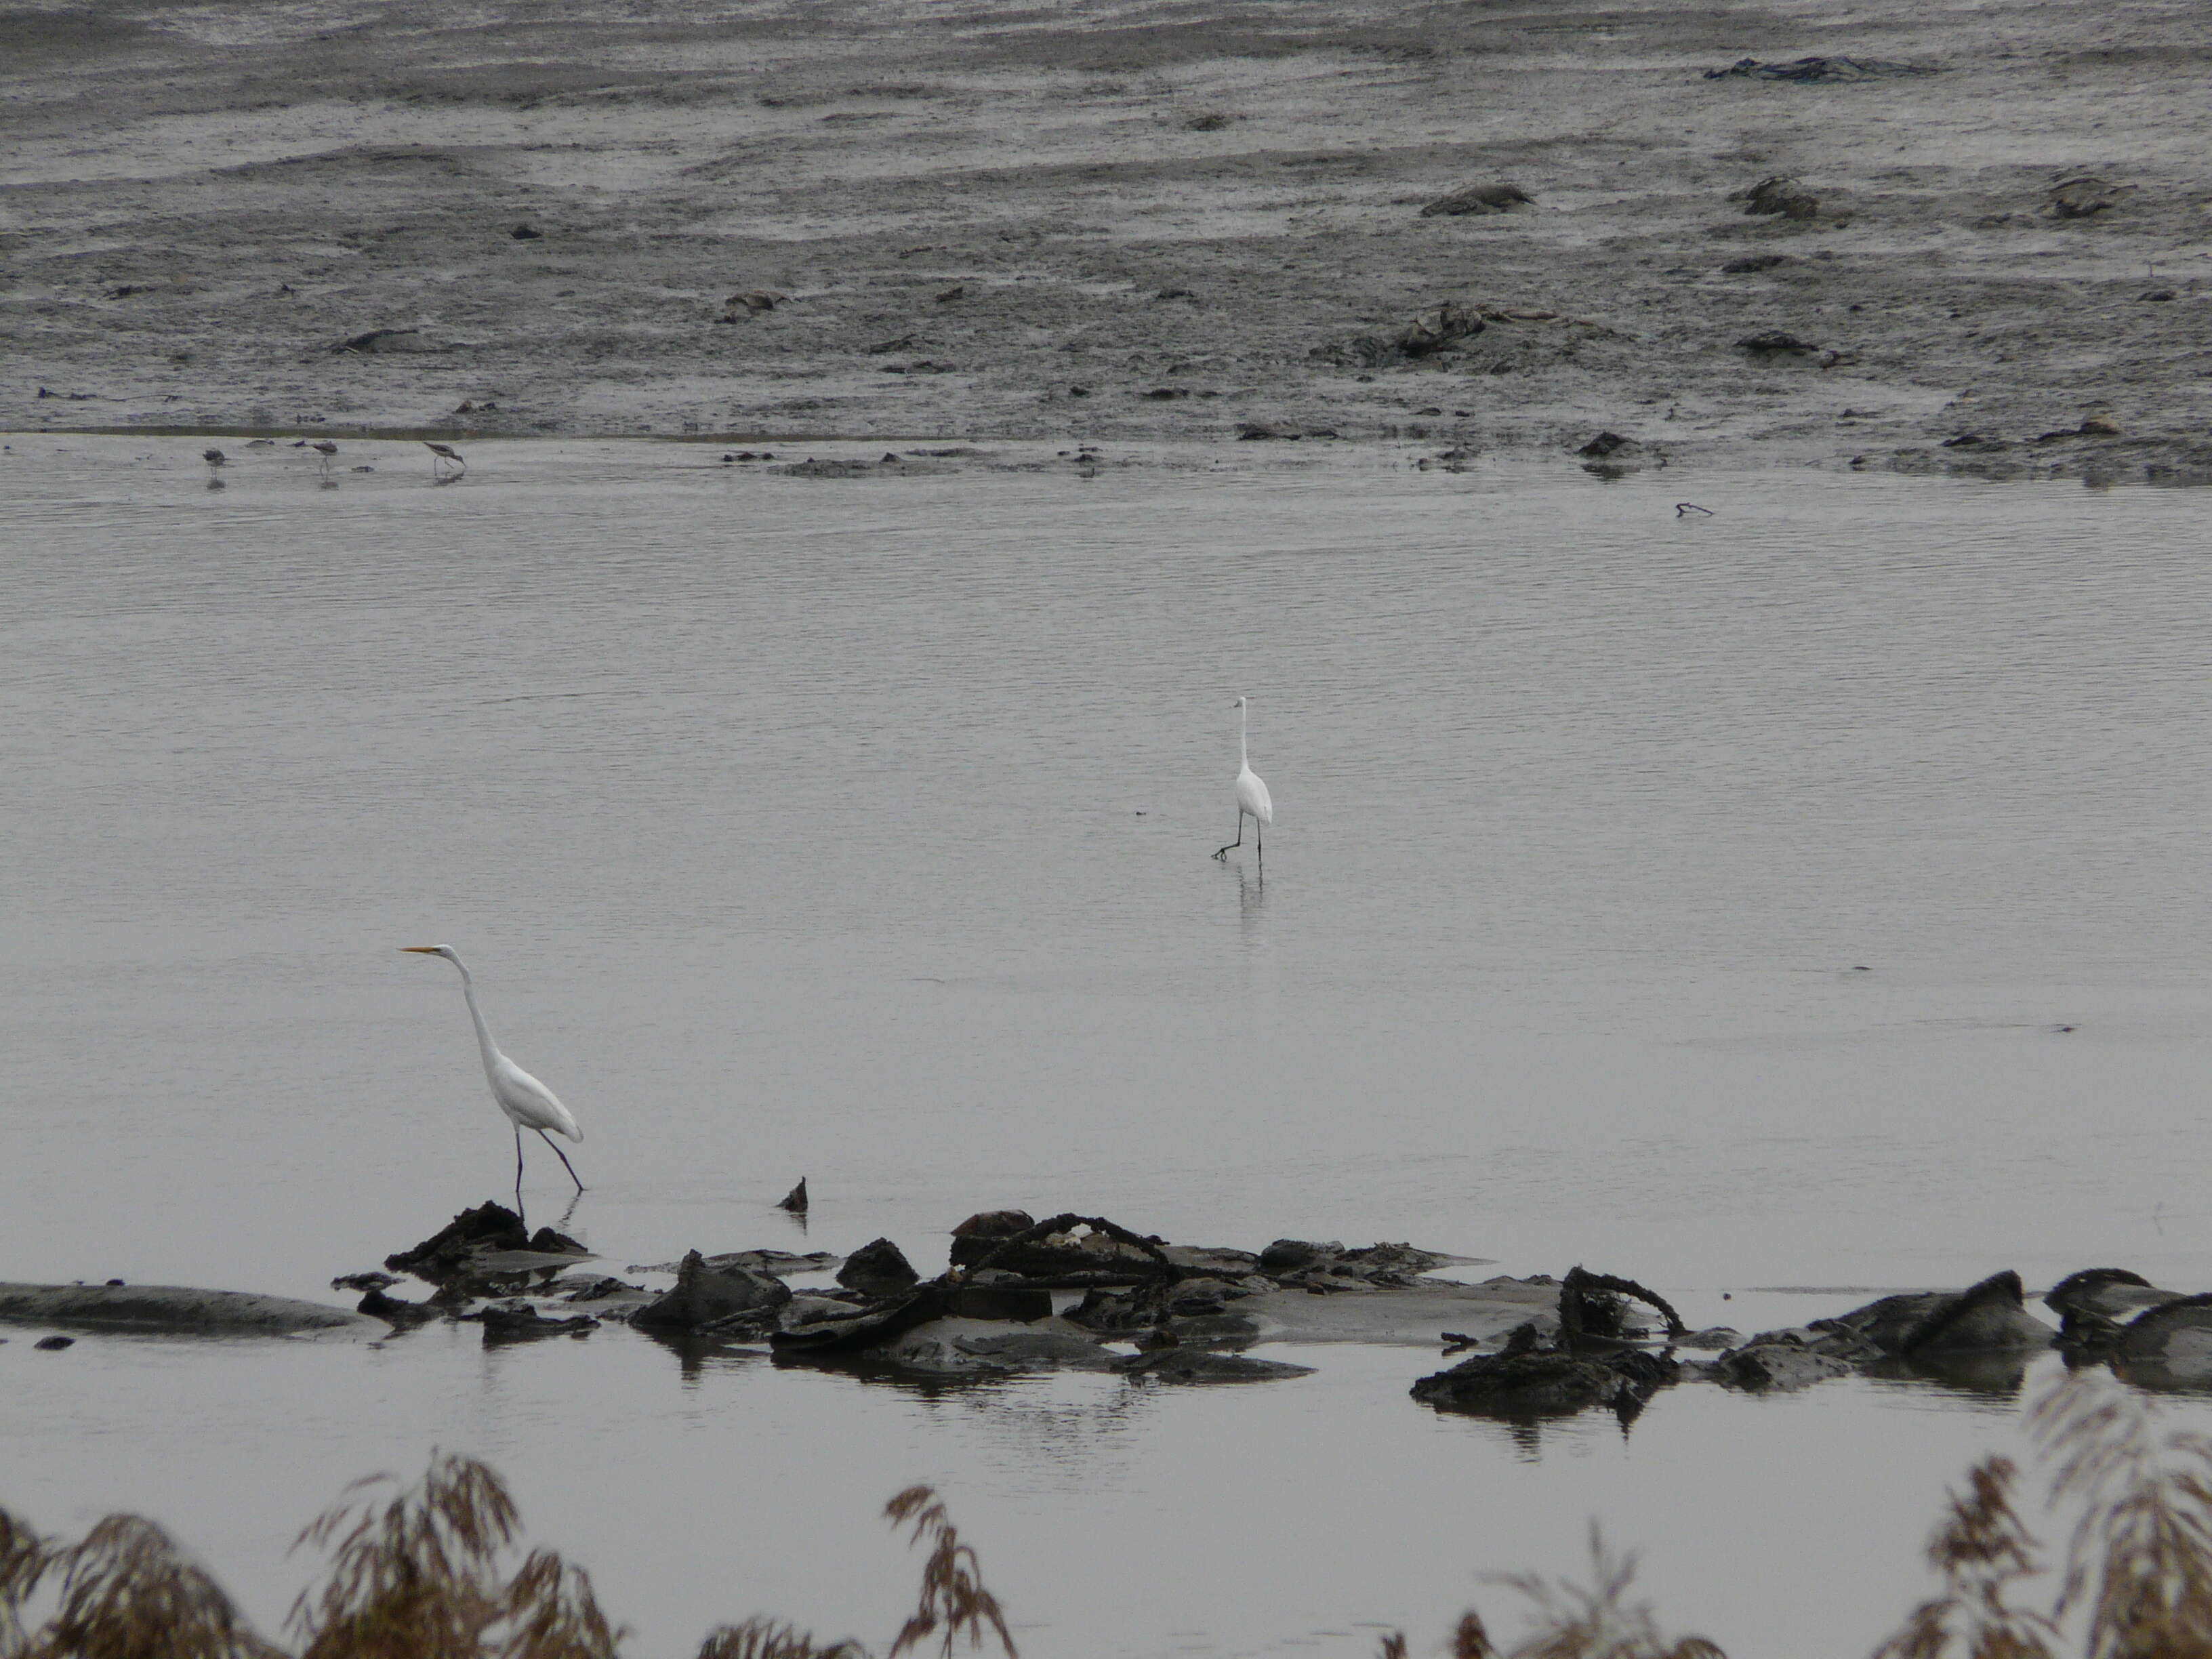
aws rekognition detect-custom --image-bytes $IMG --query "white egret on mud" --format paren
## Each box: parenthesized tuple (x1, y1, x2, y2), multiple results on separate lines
(401, 946, 583, 1205)
(1212, 695, 1275, 863)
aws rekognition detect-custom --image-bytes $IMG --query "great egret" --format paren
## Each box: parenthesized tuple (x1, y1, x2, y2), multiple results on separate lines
(401, 946, 583, 1205)
(1212, 695, 1274, 863)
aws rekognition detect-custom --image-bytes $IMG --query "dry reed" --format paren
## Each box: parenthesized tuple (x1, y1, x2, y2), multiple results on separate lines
(9, 1372, 2212, 1659)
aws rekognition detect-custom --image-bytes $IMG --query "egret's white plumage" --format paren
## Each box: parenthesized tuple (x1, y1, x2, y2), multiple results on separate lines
(1212, 695, 1274, 862)
(402, 945, 582, 1203)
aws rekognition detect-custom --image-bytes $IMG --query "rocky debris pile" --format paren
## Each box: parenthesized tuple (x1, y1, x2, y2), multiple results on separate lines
(1698, 1270, 2053, 1394)
(380, 1202, 592, 1305)
(632, 1250, 792, 1338)
(1413, 1323, 1678, 1420)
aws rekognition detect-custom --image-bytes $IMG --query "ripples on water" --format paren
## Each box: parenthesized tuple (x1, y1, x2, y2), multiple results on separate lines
(3, 438, 2211, 1656)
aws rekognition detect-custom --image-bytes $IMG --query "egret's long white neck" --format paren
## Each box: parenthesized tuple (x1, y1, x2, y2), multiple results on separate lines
(449, 957, 503, 1078)
(1238, 700, 1250, 769)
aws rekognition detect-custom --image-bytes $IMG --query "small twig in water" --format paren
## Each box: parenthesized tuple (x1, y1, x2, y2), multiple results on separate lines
(1675, 502, 1714, 516)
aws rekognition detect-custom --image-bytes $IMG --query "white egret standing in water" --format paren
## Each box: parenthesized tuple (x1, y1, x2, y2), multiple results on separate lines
(1212, 695, 1274, 863)
(401, 946, 583, 1206)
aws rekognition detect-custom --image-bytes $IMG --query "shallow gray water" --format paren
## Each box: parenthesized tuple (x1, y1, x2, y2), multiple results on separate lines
(4, 436, 2211, 1656)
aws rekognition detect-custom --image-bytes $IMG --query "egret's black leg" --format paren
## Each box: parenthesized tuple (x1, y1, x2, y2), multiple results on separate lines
(1213, 812, 1245, 860)
(1254, 819, 1262, 866)
(537, 1127, 585, 1193)
(514, 1124, 526, 1211)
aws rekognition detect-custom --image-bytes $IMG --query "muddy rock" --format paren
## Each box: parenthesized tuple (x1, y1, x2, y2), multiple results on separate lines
(357, 1287, 441, 1328)
(478, 1300, 598, 1343)
(1578, 432, 1641, 459)
(2043, 177, 2133, 219)
(1816, 1271, 2054, 1357)
(1711, 1340, 1854, 1392)
(1419, 182, 1533, 218)
(1411, 1347, 1644, 1416)
(2047, 1268, 2177, 1324)
(2114, 1294, 2212, 1368)
(632, 1250, 792, 1334)
(1705, 56, 1933, 83)
(1742, 176, 1819, 220)
(1120, 1347, 1316, 1383)
(838, 1237, 921, 1298)
(1736, 330, 1819, 356)
(386, 1202, 528, 1278)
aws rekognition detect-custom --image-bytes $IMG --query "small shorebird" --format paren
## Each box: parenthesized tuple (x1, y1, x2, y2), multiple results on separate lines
(424, 441, 466, 477)
(310, 439, 339, 474)
(202, 448, 226, 470)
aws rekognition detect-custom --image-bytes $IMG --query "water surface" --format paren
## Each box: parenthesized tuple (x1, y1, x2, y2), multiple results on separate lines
(4, 436, 2210, 1655)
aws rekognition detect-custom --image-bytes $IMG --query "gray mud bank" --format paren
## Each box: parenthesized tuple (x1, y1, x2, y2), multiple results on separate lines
(0, 1281, 383, 1339)
(5, 0, 2210, 485)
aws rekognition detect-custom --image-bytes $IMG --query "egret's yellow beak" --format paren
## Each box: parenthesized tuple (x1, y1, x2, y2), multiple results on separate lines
(401, 946, 440, 954)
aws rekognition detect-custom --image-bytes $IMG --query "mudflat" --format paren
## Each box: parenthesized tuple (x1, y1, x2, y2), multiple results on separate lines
(3, 0, 2207, 478)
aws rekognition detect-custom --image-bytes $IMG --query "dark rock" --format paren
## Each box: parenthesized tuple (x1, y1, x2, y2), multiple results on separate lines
(948, 1210, 1035, 1262)
(1258, 1239, 1341, 1274)
(560, 1276, 644, 1303)
(1818, 1271, 2053, 1357)
(331, 327, 430, 354)
(947, 1283, 1052, 1322)
(510, 224, 542, 239)
(1235, 421, 1336, 441)
(839, 1237, 922, 1298)
(1737, 330, 1818, 355)
(1721, 253, 1797, 274)
(331, 1271, 400, 1293)
(2034, 415, 2122, 442)
(1411, 1349, 1629, 1415)
(527, 1227, 586, 1254)
(35, 1335, 74, 1351)
(1578, 432, 1640, 458)
(2047, 1268, 2175, 1323)
(357, 1288, 440, 1328)
(2116, 1294, 2212, 1362)
(2141, 289, 2177, 302)
(950, 1212, 1174, 1279)
(1713, 1341, 1853, 1391)
(478, 1300, 597, 1343)
(1419, 181, 1534, 217)
(632, 1250, 792, 1334)
(777, 1177, 808, 1213)
(1742, 176, 1819, 219)
(771, 1282, 954, 1353)
(386, 1202, 528, 1282)
(1154, 287, 1195, 300)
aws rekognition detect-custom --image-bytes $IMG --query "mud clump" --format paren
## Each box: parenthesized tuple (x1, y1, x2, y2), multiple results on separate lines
(1419, 181, 1533, 218)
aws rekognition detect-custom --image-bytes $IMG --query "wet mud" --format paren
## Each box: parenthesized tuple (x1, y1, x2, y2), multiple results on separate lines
(5, 0, 2210, 483)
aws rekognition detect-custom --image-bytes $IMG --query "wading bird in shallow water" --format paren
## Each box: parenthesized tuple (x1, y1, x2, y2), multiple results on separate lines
(310, 439, 339, 474)
(1212, 694, 1274, 864)
(401, 946, 583, 1207)
(202, 448, 225, 470)
(424, 441, 466, 478)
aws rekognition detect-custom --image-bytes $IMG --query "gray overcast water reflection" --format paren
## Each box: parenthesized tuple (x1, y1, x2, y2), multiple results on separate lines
(5, 438, 2212, 1656)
